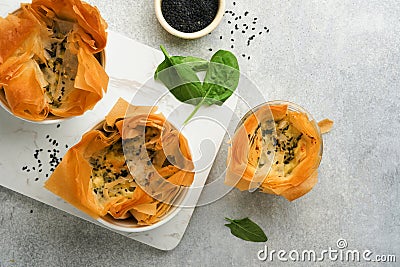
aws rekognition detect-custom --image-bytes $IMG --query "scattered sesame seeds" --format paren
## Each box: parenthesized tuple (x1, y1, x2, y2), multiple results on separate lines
(21, 133, 70, 182)
(214, 6, 270, 59)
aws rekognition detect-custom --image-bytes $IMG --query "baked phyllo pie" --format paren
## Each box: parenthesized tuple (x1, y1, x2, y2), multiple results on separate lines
(0, 0, 108, 121)
(225, 102, 333, 201)
(45, 98, 195, 226)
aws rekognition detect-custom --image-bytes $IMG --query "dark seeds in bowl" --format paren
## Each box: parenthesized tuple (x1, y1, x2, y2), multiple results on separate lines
(161, 0, 219, 33)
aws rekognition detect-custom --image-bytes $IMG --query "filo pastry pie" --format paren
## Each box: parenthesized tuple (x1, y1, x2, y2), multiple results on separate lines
(225, 103, 333, 201)
(0, 0, 108, 121)
(45, 98, 195, 225)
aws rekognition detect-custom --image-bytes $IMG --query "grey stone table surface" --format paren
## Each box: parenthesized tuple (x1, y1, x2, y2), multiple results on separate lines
(0, 0, 399, 266)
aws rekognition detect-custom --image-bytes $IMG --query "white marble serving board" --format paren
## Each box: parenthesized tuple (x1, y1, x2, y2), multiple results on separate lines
(0, 2, 237, 250)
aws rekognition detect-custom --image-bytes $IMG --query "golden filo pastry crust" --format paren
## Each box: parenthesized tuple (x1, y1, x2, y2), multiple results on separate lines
(0, 0, 108, 121)
(226, 104, 332, 201)
(45, 98, 195, 225)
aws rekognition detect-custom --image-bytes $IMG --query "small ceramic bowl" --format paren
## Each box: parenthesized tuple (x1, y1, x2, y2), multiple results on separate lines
(154, 0, 226, 39)
(98, 187, 190, 232)
(0, 7, 106, 124)
(87, 120, 192, 232)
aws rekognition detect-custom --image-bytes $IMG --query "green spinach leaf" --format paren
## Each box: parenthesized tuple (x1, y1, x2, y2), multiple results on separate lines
(183, 50, 239, 123)
(154, 46, 240, 124)
(155, 46, 205, 104)
(224, 217, 268, 242)
(203, 50, 240, 105)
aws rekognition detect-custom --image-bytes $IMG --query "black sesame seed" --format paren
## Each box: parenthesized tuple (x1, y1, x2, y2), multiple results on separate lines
(209, 48, 213, 51)
(57, 124, 60, 128)
(34, 178, 39, 181)
(30, 210, 33, 213)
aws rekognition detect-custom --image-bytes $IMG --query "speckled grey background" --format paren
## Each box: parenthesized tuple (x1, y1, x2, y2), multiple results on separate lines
(0, 0, 399, 266)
